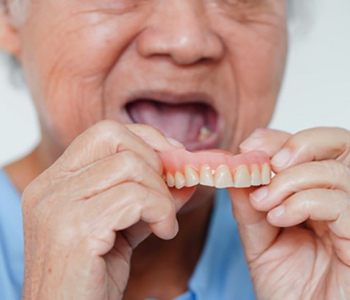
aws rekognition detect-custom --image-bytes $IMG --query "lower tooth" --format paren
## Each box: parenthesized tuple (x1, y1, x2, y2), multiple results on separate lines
(199, 126, 212, 142)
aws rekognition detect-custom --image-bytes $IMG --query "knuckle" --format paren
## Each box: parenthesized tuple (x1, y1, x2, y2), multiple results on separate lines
(119, 182, 146, 202)
(119, 151, 146, 173)
(92, 121, 126, 143)
(322, 160, 349, 179)
(118, 151, 158, 182)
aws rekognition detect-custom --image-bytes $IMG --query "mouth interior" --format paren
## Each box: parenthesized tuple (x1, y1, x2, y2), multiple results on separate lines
(126, 99, 218, 146)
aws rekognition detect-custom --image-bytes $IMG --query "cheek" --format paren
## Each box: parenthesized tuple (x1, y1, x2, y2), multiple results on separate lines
(18, 2, 147, 146)
(216, 19, 287, 149)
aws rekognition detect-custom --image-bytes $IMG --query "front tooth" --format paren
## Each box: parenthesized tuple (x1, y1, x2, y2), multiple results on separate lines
(234, 165, 251, 188)
(199, 165, 215, 187)
(166, 172, 175, 187)
(214, 165, 234, 188)
(175, 172, 186, 189)
(251, 164, 262, 186)
(261, 163, 271, 185)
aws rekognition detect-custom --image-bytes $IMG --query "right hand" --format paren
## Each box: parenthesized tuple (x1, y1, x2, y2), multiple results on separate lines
(22, 121, 193, 300)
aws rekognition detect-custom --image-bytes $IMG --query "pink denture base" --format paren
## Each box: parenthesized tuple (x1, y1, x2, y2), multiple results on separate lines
(159, 148, 270, 173)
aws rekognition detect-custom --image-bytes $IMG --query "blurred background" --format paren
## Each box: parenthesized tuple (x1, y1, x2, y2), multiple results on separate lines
(0, 0, 349, 166)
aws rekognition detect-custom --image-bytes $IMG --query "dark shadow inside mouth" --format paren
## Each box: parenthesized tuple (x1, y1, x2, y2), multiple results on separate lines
(125, 99, 219, 145)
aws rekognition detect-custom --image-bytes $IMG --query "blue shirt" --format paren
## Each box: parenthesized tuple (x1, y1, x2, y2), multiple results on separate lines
(0, 170, 256, 299)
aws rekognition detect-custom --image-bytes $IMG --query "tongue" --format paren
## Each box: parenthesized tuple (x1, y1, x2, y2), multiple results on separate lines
(127, 100, 208, 143)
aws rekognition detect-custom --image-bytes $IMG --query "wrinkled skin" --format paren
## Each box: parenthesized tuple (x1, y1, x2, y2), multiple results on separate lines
(1, 0, 350, 299)
(234, 127, 350, 299)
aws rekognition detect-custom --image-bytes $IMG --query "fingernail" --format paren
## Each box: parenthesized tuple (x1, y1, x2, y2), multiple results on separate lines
(250, 187, 269, 203)
(272, 149, 292, 168)
(269, 205, 285, 218)
(166, 137, 184, 148)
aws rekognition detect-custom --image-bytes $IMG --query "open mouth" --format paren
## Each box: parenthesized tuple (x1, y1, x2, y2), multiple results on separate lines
(126, 97, 220, 150)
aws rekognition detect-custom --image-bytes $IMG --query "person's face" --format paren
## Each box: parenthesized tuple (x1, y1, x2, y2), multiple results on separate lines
(1, 0, 287, 153)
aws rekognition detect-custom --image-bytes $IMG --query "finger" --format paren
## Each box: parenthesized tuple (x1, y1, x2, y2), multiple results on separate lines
(85, 182, 178, 241)
(267, 189, 350, 266)
(228, 188, 279, 263)
(271, 127, 350, 171)
(170, 187, 197, 211)
(126, 123, 184, 150)
(240, 128, 291, 157)
(250, 160, 350, 212)
(56, 121, 179, 173)
(120, 184, 197, 249)
(56, 150, 171, 201)
(266, 189, 350, 236)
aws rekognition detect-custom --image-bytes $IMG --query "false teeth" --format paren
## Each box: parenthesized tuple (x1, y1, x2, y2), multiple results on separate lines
(234, 165, 251, 188)
(214, 165, 234, 188)
(166, 172, 175, 187)
(261, 163, 271, 185)
(199, 165, 215, 187)
(175, 172, 186, 189)
(166, 163, 270, 189)
(185, 166, 200, 187)
(251, 164, 262, 186)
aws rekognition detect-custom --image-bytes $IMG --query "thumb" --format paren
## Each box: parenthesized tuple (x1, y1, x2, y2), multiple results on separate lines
(123, 187, 196, 249)
(240, 128, 291, 157)
(227, 129, 289, 262)
(228, 187, 279, 263)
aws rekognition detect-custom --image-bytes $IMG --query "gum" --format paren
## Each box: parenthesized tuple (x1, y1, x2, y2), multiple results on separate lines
(159, 149, 270, 173)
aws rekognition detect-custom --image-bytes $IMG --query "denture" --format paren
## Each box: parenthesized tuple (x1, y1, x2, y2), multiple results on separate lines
(159, 149, 271, 189)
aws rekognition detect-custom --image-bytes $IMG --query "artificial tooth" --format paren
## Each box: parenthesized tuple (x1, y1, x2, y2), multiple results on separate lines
(234, 165, 251, 188)
(261, 163, 271, 185)
(166, 173, 175, 187)
(251, 164, 262, 186)
(214, 165, 234, 188)
(184, 166, 200, 187)
(199, 165, 215, 187)
(175, 172, 186, 189)
(199, 126, 212, 142)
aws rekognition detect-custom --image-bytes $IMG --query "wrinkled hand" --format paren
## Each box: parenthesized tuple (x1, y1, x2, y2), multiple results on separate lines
(22, 121, 193, 300)
(229, 127, 350, 300)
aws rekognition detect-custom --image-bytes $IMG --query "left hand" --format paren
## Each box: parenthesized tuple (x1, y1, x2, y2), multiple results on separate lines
(229, 127, 350, 300)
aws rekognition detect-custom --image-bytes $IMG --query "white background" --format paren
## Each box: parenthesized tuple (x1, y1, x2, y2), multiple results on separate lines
(0, 0, 349, 166)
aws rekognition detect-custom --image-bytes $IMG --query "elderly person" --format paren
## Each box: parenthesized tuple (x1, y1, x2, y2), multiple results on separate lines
(1, 0, 349, 299)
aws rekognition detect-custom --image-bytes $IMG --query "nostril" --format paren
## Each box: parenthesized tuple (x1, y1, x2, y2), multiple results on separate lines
(136, 25, 224, 66)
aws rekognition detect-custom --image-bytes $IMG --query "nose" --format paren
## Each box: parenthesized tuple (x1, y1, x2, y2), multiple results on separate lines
(136, 0, 224, 66)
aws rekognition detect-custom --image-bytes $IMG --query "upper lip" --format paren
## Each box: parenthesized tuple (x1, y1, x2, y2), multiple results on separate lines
(124, 89, 215, 106)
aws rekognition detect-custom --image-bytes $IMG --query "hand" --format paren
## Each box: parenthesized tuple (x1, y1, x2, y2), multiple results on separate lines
(22, 121, 193, 300)
(229, 127, 350, 300)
